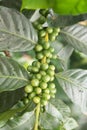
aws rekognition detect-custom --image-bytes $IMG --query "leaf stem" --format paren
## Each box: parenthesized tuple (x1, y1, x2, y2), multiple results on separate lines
(34, 103, 40, 130)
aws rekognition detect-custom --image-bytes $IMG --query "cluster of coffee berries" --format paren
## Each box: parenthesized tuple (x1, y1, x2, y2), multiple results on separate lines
(23, 9, 60, 106)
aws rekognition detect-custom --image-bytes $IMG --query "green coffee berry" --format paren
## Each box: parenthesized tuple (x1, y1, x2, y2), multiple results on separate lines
(27, 65, 32, 72)
(24, 85, 33, 93)
(46, 58, 50, 63)
(31, 79, 39, 87)
(35, 87, 42, 94)
(43, 88, 50, 94)
(49, 65, 55, 70)
(49, 34, 56, 41)
(46, 27, 53, 34)
(50, 88, 56, 94)
(33, 96, 40, 104)
(48, 83, 55, 89)
(39, 9, 49, 17)
(29, 92, 36, 99)
(36, 52, 44, 59)
(42, 42, 50, 49)
(43, 93, 51, 100)
(50, 76, 55, 81)
(32, 66, 39, 73)
(40, 82, 47, 89)
(38, 16, 46, 24)
(32, 61, 41, 68)
(39, 30, 46, 37)
(40, 71, 46, 76)
(36, 73, 42, 80)
(35, 44, 43, 52)
(41, 63, 48, 70)
(47, 69, 55, 76)
(52, 54, 57, 59)
(43, 50, 51, 57)
(42, 75, 50, 82)
(37, 24, 43, 30)
(23, 98, 29, 105)
(41, 99, 48, 106)
(49, 47, 54, 53)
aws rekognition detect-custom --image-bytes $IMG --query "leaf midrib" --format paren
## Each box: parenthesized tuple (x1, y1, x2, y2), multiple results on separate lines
(0, 29, 36, 45)
(0, 75, 28, 82)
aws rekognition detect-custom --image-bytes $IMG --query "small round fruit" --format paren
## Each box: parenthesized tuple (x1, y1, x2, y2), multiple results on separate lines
(29, 92, 36, 99)
(39, 9, 49, 16)
(50, 88, 57, 94)
(36, 53, 44, 60)
(41, 63, 48, 70)
(39, 30, 46, 37)
(32, 61, 41, 68)
(51, 94, 55, 98)
(50, 76, 54, 81)
(40, 71, 46, 76)
(33, 96, 40, 104)
(52, 54, 57, 59)
(43, 93, 51, 100)
(47, 69, 55, 76)
(49, 65, 55, 71)
(36, 73, 41, 80)
(33, 21, 39, 28)
(32, 66, 39, 73)
(49, 34, 56, 41)
(37, 24, 43, 30)
(27, 65, 32, 72)
(42, 42, 50, 49)
(43, 50, 51, 57)
(40, 82, 47, 89)
(35, 87, 42, 94)
(46, 58, 50, 63)
(41, 99, 48, 106)
(24, 85, 33, 93)
(49, 47, 54, 53)
(46, 27, 53, 34)
(53, 28, 60, 33)
(35, 44, 43, 52)
(31, 79, 39, 87)
(42, 75, 50, 82)
(48, 83, 55, 89)
(43, 88, 50, 94)
(38, 16, 46, 24)
(23, 98, 29, 105)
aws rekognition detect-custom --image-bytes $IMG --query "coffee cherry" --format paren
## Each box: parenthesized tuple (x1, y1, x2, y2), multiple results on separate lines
(39, 30, 46, 37)
(46, 58, 50, 63)
(41, 99, 48, 106)
(35, 44, 43, 52)
(51, 94, 55, 98)
(47, 69, 55, 76)
(50, 76, 54, 81)
(42, 42, 50, 49)
(36, 73, 41, 80)
(36, 52, 44, 59)
(23, 98, 29, 105)
(49, 65, 55, 71)
(50, 88, 56, 94)
(41, 63, 48, 70)
(37, 24, 43, 30)
(27, 65, 32, 72)
(29, 92, 36, 99)
(40, 71, 46, 76)
(52, 54, 57, 59)
(33, 96, 40, 104)
(40, 82, 47, 89)
(46, 27, 53, 34)
(39, 9, 49, 17)
(53, 28, 60, 33)
(31, 79, 39, 87)
(49, 47, 54, 53)
(43, 88, 50, 94)
(32, 61, 41, 68)
(49, 34, 56, 41)
(48, 83, 55, 89)
(43, 93, 51, 100)
(38, 16, 46, 24)
(33, 21, 39, 28)
(35, 87, 42, 94)
(32, 66, 39, 73)
(24, 85, 33, 93)
(43, 50, 51, 57)
(42, 75, 50, 82)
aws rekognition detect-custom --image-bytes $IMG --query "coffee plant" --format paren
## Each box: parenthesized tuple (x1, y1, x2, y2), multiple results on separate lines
(0, 0, 87, 130)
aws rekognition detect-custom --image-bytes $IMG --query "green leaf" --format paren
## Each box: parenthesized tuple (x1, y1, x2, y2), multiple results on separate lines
(0, 0, 21, 10)
(56, 69, 87, 113)
(51, 41, 74, 70)
(22, 0, 87, 15)
(2, 111, 35, 130)
(60, 24, 87, 55)
(0, 106, 26, 128)
(0, 56, 29, 92)
(0, 6, 38, 52)
(0, 88, 24, 113)
(48, 13, 87, 27)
